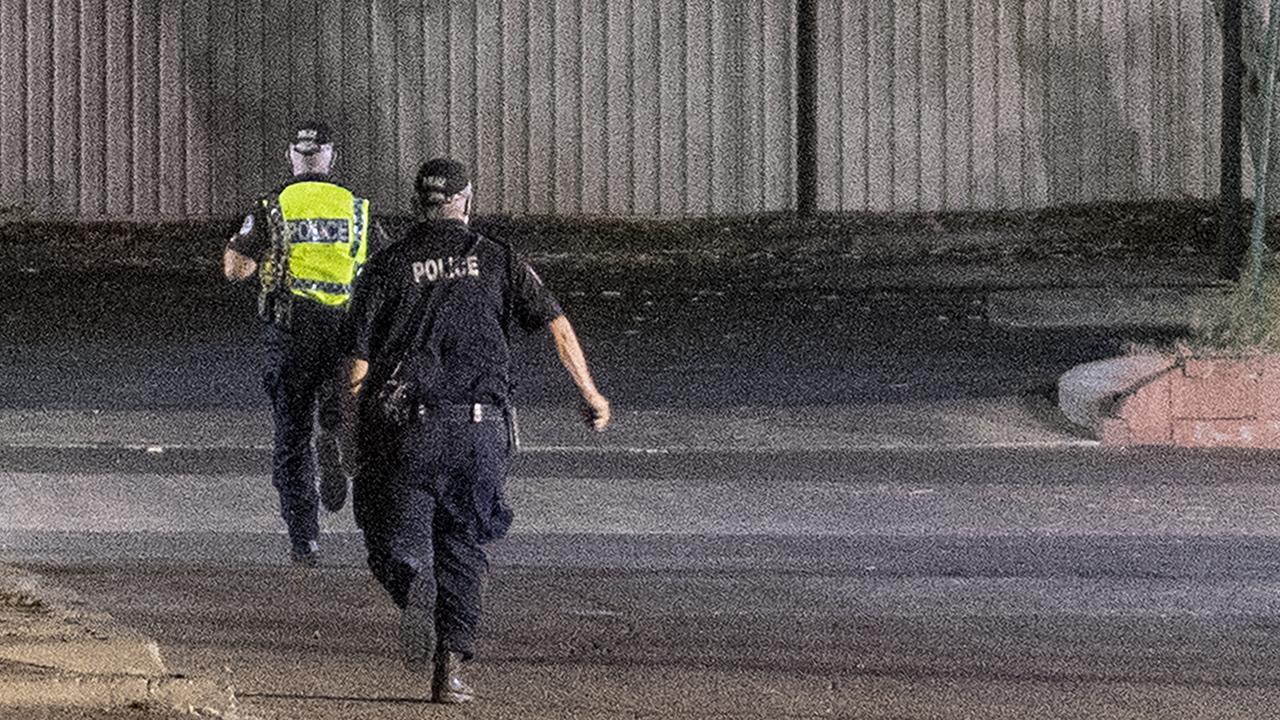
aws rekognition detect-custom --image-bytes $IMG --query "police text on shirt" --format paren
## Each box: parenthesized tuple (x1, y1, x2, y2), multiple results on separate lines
(413, 256, 480, 284)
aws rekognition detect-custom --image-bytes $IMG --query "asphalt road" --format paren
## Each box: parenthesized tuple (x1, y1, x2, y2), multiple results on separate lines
(7, 445, 1280, 719)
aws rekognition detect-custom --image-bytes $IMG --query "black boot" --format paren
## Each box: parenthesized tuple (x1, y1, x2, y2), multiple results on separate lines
(431, 650, 475, 704)
(289, 539, 320, 568)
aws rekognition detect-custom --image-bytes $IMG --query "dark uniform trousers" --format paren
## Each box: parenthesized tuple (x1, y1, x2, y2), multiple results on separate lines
(262, 308, 344, 550)
(354, 409, 513, 660)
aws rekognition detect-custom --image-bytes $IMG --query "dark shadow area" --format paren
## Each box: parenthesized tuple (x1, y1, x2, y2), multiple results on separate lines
(0, 264, 1171, 411)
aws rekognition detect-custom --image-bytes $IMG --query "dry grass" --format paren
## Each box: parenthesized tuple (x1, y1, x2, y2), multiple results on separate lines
(1189, 255, 1280, 354)
(0, 198, 1239, 271)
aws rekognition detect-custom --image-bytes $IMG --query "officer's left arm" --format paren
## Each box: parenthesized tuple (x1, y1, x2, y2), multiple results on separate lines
(548, 315, 610, 432)
(510, 258, 610, 431)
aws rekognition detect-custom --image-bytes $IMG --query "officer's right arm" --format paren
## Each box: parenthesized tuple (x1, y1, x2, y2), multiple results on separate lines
(338, 261, 387, 474)
(347, 359, 369, 398)
(338, 358, 368, 477)
(223, 246, 257, 281)
(223, 212, 261, 282)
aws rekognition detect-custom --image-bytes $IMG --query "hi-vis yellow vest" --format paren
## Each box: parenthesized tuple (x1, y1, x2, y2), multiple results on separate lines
(260, 181, 370, 314)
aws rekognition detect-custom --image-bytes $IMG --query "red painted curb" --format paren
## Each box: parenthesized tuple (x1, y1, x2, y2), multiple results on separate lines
(1105, 355, 1280, 448)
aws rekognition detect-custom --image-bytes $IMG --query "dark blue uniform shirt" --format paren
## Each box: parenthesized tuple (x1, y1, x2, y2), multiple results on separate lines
(344, 219, 562, 407)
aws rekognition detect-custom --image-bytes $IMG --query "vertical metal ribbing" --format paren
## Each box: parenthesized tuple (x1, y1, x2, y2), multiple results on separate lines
(496, 0, 505, 207)
(444, 5, 453, 156)
(752, 0, 762, 207)
(862, 1, 870, 211)
(1155, 0, 1164, 197)
(601, 0, 610, 213)
(1017, 1, 1026, 209)
(126, 0, 137, 215)
(887, 1, 896, 208)
(1172, 0, 1183, 195)
(40, 0, 55, 211)
(249, 0, 266, 202)
(787, 0, 796, 210)
(470, 0, 479, 198)
(940, 0, 950, 209)
(548, 1, 556, 210)
(836, 2, 845, 211)
(678, 0, 687, 213)
(627, 0, 636, 213)
(1041, 0, 1050, 204)
(655, 0, 663, 210)
(1207, 0, 1220, 197)
(178, 0, 189, 216)
(964, 0, 973, 207)
(795, 0, 816, 215)
(991, 0, 1000, 207)
(47, 0, 58, 210)
(575, 0, 584, 212)
(525, 0, 535, 213)
(61, 0, 83, 214)
(914, 0, 923, 209)
(706, 0, 716, 212)
(91, 0, 103, 214)
(1123, 0, 1132, 197)
(421, 5, 432, 173)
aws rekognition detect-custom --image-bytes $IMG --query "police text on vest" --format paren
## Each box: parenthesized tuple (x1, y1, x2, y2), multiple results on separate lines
(413, 256, 480, 284)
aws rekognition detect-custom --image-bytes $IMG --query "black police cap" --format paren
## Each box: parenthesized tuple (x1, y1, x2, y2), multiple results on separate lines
(292, 121, 332, 155)
(416, 158, 471, 205)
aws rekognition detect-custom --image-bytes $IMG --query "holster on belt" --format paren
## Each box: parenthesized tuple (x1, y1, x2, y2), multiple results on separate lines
(504, 405, 520, 455)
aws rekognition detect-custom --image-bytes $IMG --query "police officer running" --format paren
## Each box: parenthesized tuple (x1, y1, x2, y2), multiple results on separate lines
(223, 121, 383, 567)
(342, 158, 610, 703)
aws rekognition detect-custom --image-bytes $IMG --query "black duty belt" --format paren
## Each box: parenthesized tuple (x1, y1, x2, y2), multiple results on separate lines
(418, 403, 506, 423)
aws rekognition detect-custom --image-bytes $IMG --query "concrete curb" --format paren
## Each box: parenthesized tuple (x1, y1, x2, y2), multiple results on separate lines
(0, 671, 232, 715)
(0, 564, 235, 715)
(1056, 355, 1179, 438)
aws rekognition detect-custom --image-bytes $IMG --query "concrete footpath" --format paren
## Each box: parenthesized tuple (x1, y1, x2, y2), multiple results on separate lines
(0, 564, 233, 717)
(0, 399, 1089, 455)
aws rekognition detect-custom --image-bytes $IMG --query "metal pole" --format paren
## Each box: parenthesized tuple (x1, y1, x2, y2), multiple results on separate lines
(1220, 0, 1244, 280)
(1248, 0, 1280, 307)
(796, 0, 818, 216)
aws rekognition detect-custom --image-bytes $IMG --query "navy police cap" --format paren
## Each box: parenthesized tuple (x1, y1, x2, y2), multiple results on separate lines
(292, 121, 332, 155)
(416, 158, 471, 205)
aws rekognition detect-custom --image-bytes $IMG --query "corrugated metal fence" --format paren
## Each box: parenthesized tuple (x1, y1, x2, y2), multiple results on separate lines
(0, 0, 1226, 219)
(817, 0, 1224, 212)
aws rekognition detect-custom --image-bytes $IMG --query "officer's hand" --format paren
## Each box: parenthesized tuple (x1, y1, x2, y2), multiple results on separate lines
(580, 392, 611, 432)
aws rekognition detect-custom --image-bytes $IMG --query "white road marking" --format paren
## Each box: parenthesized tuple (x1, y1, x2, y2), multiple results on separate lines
(563, 608, 624, 617)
